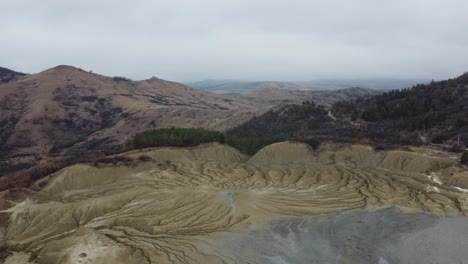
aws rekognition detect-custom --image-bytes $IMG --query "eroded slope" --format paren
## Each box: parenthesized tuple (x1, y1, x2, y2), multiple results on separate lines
(1, 143, 468, 263)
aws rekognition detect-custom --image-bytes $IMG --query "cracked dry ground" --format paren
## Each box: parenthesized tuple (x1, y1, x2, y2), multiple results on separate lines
(1, 142, 468, 263)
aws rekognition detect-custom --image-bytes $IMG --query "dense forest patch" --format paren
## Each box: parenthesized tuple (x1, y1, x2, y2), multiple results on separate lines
(127, 127, 287, 155)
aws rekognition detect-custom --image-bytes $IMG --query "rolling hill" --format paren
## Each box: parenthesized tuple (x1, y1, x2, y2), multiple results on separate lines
(229, 72, 468, 149)
(241, 87, 382, 107)
(332, 72, 468, 146)
(0, 67, 27, 85)
(0, 65, 261, 176)
(187, 78, 425, 95)
(187, 80, 319, 94)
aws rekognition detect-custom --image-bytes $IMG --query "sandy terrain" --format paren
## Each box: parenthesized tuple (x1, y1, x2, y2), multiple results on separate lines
(1, 142, 468, 263)
(219, 208, 468, 264)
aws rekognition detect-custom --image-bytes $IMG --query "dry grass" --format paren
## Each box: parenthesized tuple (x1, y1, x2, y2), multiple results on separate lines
(0, 65, 267, 178)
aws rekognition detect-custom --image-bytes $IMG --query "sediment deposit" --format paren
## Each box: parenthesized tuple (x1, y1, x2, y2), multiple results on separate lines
(1, 142, 468, 263)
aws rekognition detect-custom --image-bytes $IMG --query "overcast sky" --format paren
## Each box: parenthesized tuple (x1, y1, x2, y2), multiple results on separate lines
(1, 0, 467, 82)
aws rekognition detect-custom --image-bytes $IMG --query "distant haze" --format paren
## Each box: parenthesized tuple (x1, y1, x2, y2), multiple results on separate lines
(187, 79, 429, 93)
(1, 0, 468, 82)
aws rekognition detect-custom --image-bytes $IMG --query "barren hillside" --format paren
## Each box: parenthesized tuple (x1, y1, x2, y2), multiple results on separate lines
(0, 66, 262, 174)
(1, 142, 467, 263)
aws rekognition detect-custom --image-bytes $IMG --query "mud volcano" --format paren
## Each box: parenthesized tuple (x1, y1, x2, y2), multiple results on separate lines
(1, 142, 468, 263)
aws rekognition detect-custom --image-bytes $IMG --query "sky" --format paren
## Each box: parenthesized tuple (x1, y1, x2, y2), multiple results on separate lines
(1, 0, 468, 82)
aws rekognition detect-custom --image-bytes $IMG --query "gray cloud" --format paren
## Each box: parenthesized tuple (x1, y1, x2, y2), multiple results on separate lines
(1, 0, 467, 81)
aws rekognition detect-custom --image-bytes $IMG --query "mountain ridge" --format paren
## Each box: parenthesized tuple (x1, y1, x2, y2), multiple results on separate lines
(240, 86, 382, 107)
(229, 72, 468, 149)
(187, 78, 428, 94)
(0, 66, 28, 85)
(0, 65, 262, 177)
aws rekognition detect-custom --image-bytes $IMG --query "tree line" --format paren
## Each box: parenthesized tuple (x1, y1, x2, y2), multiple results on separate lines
(127, 127, 285, 155)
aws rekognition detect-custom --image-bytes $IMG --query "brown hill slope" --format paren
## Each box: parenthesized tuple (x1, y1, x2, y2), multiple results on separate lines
(0, 67, 27, 85)
(188, 79, 424, 94)
(0, 65, 261, 174)
(242, 87, 382, 107)
(229, 72, 468, 149)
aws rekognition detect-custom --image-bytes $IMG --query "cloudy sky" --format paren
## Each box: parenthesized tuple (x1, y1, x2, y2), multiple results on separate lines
(1, 0, 467, 81)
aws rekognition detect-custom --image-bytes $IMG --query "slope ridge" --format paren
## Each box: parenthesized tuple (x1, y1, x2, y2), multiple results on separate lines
(0, 67, 27, 85)
(0, 66, 262, 177)
(1, 143, 467, 263)
(242, 87, 382, 106)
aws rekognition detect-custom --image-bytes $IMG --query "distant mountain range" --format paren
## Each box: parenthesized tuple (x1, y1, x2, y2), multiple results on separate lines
(231, 72, 468, 149)
(187, 78, 428, 94)
(240, 87, 382, 107)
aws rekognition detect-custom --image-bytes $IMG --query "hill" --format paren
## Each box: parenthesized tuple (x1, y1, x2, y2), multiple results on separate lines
(187, 78, 425, 95)
(332, 72, 468, 146)
(0, 67, 27, 85)
(241, 87, 382, 107)
(187, 80, 318, 94)
(0, 65, 261, 176)
(229, 72, 468, 148)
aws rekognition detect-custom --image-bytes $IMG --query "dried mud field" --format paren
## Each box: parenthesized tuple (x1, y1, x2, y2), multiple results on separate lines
(1, 142, 468, 264)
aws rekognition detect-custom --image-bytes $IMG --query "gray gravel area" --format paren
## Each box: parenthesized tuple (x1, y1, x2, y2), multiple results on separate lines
(219, 208, 468, 264)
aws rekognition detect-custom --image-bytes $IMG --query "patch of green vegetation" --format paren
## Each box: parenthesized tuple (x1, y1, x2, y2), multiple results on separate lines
(128, 128, 225, 149)
(113, 76, 132, 82)
(225, 132, 285, 155)
(128, 128, 286, 156)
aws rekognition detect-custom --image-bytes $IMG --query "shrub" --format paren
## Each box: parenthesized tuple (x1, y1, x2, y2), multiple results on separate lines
(138, 155, 153, 162)
(95, 156, 134, 165)
(450, 143, 466, 153)
(129, 128, 285, 156)
(29, 160, 66, 180)
(461, 151, 468, 165)
(225, 133, 284, 155)
(129, 128, 225, 149)
(113, 76, 132, 82)
(303, 138, 321, 150)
